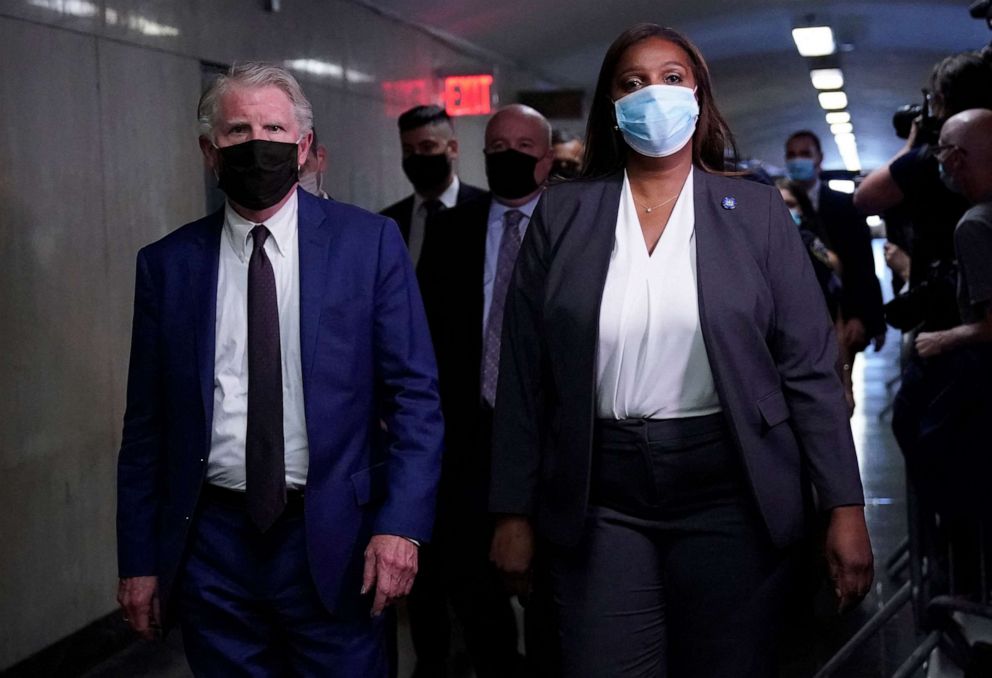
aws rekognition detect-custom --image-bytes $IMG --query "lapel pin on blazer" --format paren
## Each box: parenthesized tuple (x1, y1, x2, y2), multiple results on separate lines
(721, 196, 737, 210)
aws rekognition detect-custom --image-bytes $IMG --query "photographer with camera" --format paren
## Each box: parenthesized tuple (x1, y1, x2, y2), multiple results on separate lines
(856, 47, 992, 522)
(914, 109, 992, 358)
(894, 108, 992, 519)
(855, 49, 992, 334)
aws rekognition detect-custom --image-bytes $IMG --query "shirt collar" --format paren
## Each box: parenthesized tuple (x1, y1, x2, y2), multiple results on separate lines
(489, 190, 542, 225)
(807, 178, 822, 208)
(414, 175, 461, 214)
(223, 190, 298, 262)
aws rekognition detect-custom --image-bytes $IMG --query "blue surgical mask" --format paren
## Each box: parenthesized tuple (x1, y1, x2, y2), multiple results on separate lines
(938, 162, 961, 194)
(789, 208, 803, 226)
(786, 157, 817, 182)
(614, 85, 699, 158)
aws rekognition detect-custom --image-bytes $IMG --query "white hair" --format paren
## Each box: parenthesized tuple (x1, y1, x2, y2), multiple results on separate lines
(197, 62, 313, 141)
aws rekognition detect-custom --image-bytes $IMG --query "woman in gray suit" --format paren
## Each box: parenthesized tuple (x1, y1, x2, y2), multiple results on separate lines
(488, 23, 873, 677)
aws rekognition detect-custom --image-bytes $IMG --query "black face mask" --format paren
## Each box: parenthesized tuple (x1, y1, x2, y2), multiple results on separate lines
(552, 159, 581, 180)
(485, 148, 541, 200)
(216, 139, 299, 211)
(402, 152, 452, 194)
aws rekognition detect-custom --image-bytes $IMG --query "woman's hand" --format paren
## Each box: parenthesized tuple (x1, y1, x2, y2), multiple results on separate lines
(825, 505, 874, 612)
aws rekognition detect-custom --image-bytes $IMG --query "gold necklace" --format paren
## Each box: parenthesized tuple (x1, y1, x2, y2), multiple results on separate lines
(635, 193, 678, 213)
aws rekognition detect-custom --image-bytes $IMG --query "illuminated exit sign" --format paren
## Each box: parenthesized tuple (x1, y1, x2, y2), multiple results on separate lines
(444, 75, 493, 116)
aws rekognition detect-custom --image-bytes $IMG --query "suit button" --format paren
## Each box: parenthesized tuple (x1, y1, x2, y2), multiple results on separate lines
(199, 458, 205, 463)
(185, 515, 190, 521)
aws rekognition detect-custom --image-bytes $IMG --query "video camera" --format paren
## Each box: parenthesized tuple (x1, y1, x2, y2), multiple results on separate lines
(971, 0, 992, 29)
(892, 89, 940, 143)
(892, 2, 992, 141)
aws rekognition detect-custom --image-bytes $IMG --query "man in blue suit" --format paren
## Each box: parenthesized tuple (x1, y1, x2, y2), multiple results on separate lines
(115, 62, 443, 676)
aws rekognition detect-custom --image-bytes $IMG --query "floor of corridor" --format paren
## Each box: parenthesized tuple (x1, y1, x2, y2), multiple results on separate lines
(78, 323, 935, 677)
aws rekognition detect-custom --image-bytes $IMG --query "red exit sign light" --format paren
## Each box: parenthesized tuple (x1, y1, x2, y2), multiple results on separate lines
(444, 75, 493, 116)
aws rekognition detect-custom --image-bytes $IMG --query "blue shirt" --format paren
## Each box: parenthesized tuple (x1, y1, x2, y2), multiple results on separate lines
(483, 192, 542, 336)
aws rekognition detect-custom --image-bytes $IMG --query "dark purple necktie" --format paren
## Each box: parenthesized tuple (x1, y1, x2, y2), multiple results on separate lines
(481, 209, 524, 405)
(246, 225, 286, 531)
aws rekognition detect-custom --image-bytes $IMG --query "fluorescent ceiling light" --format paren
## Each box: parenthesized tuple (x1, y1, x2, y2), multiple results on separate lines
(126, 15, 180, 36)
(833, 132, 861, 172)
(285, 59, 373, 83)
(810, 68, 844, 90)
(830, 122, 854, 135)
(866, 215, 883, 227)
(828, 179, 856, 194)
(818, 91, 848, 110)
(286, 59, 344, 78)
(839, 152, 862, 172)
(792, 26, 836, 57)
(834, 132, 857, 147)
(826, 111, 851, 125)
(28, 0, 98, 17)
(345, 69, 375, 84)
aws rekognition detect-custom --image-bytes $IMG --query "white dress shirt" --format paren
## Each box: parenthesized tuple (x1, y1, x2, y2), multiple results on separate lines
(409, 175, 460, 266)
(806, 178, 822, 212)
(596, 169, 721, 420)
(482, 193, 541, 336)
(207, 191, 310, 490)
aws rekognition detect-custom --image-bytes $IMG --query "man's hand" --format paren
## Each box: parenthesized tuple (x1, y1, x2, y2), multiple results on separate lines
(915, 331, 947, 358)
(490, 515, 535, 596)
(840, 318, 868, 353)
(362, 535, 418, 617)
(883, 242, 911, 281)
(825, 506, 874, 612)
(117, 576, 160, 640)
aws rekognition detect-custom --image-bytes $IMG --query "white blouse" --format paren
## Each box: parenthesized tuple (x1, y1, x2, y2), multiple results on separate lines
(595, 169, 722, 420)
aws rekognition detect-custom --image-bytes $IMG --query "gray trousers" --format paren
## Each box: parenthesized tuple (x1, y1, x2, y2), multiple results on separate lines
(550, 414, 795, 678)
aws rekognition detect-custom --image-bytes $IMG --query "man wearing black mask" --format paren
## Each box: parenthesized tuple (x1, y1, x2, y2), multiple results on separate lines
(381, 105, 484, 268)
(551, 128, 585, 180)
(417, 104, 559, 678)
(116, 62, 443, 677)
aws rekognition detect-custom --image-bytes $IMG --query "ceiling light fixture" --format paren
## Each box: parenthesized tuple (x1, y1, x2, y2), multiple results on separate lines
(792, 26, 836, 57)
(825, 111, 851, 125)
(810, 68, 844, 90)
(835, 133, 862, 172)
(818, 91, 848, 110)
(830, 122, 854, 135)
(828, 179, 856, 194)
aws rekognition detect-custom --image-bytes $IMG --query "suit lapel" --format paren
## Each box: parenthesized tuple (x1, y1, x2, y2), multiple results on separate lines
(189, 211, 223, 436)
(454, 196, 491, 369)
(575, 173, 623, 343)
(557, 173, 623, 407)
(693, 169, 722, 348)
(297, 188, 334, 385)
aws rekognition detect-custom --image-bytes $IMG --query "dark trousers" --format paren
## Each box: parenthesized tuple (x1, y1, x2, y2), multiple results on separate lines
(178, 487, 388, 677)
(405, 543, 450, 673)
(550, 414, 793, 678)
(408, 404, 559, 678)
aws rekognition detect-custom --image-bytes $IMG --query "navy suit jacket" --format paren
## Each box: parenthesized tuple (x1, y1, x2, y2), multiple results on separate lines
(489, 170, 865, 549)
(817, 184, 886, 337)
(380, 181, 486, 245)
(117, 188, 444, 618)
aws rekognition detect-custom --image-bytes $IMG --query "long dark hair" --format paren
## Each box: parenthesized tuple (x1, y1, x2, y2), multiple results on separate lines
(582, 23, 737, 177)
(929, 48, 992, 119)
(775, 178, 830, 246)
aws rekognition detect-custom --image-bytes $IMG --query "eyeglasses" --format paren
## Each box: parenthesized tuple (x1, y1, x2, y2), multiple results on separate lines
(934, 144, 965, 162)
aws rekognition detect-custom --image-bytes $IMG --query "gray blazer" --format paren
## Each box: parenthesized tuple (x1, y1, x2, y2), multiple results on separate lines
(489, 169, 864, 549)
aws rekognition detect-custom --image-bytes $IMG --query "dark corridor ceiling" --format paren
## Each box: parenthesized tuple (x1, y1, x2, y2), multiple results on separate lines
(370, 0, 990, 171)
